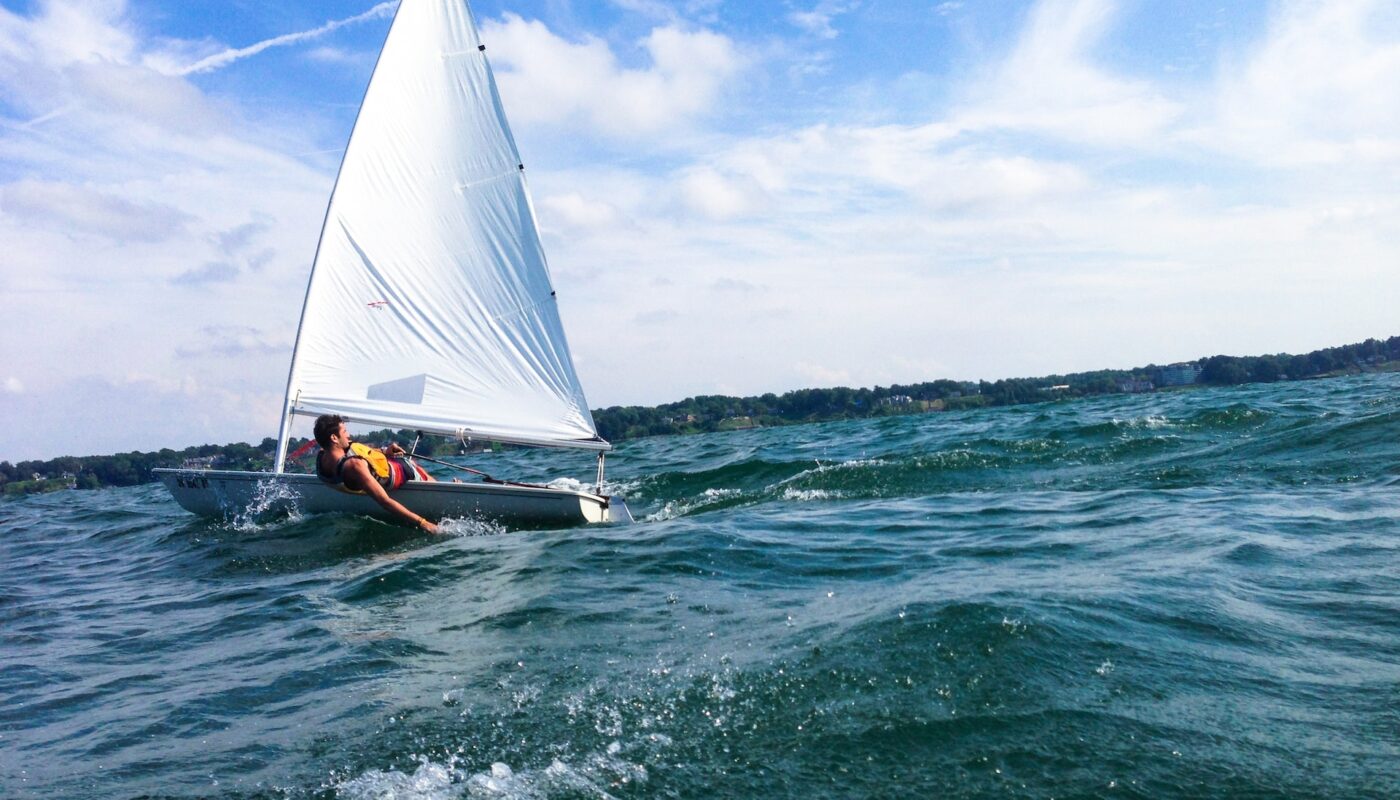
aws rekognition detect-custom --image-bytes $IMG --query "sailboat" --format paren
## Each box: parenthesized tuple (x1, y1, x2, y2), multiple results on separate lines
(157, 0, 629, 528)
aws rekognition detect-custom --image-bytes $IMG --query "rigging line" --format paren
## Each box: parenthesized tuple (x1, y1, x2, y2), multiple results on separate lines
(410, 453, 497, 481)
(408, 453, 559, 492)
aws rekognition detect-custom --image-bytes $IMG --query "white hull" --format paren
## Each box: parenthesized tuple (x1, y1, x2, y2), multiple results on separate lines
(154, 469, 631, 529)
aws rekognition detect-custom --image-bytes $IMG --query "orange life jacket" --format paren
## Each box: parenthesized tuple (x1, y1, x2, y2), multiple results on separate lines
(317, 443, 408, 493)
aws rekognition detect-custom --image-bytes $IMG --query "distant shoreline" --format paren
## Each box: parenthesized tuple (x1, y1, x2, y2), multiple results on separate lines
(4, 334, 1396, 496)
(588, 335, 1398, 441)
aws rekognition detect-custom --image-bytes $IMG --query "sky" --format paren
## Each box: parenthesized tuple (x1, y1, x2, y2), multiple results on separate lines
(2, 0, 1399, 461)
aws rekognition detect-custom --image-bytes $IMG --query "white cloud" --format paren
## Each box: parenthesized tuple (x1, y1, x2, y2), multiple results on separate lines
(170, 261, 240, 286)
(606, 0, 723, 25)
(3, 377, 22, 395)
(674, 121, 1085, 222)
(539, 192, 624, 231)
(0, 179, 191, 241)
(1202, 0, 1400, 168)
(710, 277, 762, 293)
(680, 167, 763, 220)
(0, 0, 136, 69)
(954, 0, 1183, 146)
(947, 0, 1400, 169)
(789, 1, 860, 40)
(607, 0, 728, 25)
(212, 217, 273, 254)
(174, 325, 286, 359)
(481, 15, 742, 138)
(795, 362, 853, 386)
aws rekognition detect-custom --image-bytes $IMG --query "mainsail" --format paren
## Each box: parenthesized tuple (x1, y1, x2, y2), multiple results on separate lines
(274, 0, 605, 469)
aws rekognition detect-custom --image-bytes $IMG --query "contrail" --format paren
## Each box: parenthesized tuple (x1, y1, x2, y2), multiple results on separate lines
(8, 104, 75, 130)
(175, 1, 398, 76)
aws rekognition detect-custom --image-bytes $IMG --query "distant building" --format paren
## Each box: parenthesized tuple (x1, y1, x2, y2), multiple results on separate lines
(181, 456, 221, 470)
(1118, 379, 1154, 393)
(1156, 363, 1201, 387)
(879, 395, 914, 407)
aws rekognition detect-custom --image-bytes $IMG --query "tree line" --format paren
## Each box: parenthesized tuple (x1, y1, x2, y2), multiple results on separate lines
(1, 439, 287, 496)
(589, 335, 1400, 440)
(4, 334, 1397, 494)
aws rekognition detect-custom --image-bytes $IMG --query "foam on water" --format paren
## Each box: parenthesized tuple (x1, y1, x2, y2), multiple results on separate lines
(225, 477, 305, 531)
(437, 516, 507, 537)
(335, 745, 651, 800)
(779, 487, 840, 501)
(1110, 414, 1172, 430)
(542, 475, 641, 499)
(335, 756, 461, 800)
(646, 486, 745, 521)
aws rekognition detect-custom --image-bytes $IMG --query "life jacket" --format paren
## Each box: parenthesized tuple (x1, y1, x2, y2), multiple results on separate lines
(317, 443, 408, 494)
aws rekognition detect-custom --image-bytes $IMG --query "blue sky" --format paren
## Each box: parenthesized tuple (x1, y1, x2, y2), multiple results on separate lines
(3, 0, 1399, 460)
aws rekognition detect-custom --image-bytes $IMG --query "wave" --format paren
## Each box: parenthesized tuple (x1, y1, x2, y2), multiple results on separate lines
(613, 380, 1400, 520)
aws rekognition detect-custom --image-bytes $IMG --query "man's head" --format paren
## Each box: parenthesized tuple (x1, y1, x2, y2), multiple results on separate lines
(314, 414, 347, 449)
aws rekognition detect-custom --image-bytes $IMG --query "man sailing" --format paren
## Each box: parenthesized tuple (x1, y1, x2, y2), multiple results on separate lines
(313, 414, 439, 534)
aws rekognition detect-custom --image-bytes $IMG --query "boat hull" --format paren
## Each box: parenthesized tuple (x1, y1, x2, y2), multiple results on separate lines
(154, 469, 629, 529)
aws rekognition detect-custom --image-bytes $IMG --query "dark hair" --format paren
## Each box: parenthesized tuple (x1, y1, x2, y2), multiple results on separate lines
(313, 414, 345, 448)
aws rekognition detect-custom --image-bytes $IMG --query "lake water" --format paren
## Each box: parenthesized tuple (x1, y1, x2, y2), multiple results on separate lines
(3, 373, 1399, 798)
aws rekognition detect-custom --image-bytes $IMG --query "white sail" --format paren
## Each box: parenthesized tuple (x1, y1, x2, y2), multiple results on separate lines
(278, 0, 604, 454)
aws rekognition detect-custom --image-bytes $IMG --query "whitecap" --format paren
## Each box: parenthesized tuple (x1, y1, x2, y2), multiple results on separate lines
(646, 487, 743, 521)
(546, 475, 642, 498)
(336, 756, 460, 800)
(224, 478, 304, 532)
(436, 517, 507, 537)
(780, 487, 841, 502)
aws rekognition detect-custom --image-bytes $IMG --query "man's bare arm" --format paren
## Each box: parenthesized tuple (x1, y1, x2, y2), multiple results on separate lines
(344, 460, 439, 534)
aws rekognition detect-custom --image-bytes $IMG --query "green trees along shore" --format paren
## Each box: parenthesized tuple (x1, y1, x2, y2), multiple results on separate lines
(4, 335, 1397, 496)
(587, 335, 1398, 441)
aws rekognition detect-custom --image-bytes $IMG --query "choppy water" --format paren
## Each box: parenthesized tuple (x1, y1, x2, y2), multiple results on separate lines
(3, 374, 1400, 799)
